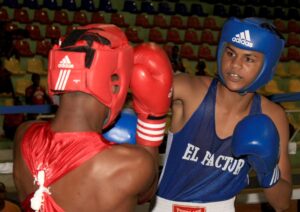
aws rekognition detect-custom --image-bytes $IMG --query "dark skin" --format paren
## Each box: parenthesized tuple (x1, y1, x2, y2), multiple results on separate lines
(170, 45, 291, 211)
(13, 92, 158, 212)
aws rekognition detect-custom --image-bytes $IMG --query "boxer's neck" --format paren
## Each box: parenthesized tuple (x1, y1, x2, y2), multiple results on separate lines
(51, 92, 107, 133)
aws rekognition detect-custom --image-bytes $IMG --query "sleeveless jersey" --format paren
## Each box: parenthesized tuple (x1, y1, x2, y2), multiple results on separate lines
(21, 122, 112, 211)
(157, 79, 262, 202)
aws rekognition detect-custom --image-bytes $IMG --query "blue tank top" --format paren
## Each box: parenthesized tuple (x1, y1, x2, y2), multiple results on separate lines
(157, 79, 262, 202)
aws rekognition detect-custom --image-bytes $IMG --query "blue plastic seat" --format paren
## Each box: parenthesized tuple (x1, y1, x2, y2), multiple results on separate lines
(123, 0, 139, 13)
(81, 0, 96, 11)
(141, 1, 157, 14)
(273, 7, 286, 20)
(175, 2, 190, 16)
(23, 0, 40, 9)
(213, 4, 227, 17)
(288, 8, 300, 20)
(43, 0, 59, 10)
(190, 3, 207, 17)
(157, 2, 174, 15)
(62, 0, 77, 11)
(99, 0, 117, 13)
(228, 5, 242, 18)
(258, 6, 273, 19)
(243, 6, 257, 18)
(3, 0, 21, 8)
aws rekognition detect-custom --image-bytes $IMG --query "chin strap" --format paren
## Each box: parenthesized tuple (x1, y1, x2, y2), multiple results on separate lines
(31, 170, 51, 211)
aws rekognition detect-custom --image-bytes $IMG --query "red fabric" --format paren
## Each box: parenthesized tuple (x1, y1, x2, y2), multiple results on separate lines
(21, 122, 112, 211)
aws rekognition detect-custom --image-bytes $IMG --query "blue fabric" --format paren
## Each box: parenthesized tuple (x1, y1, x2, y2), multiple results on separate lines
(0, 105, 56, 114)
(268, 92, 300, 103)
(157, 79, 262, 202)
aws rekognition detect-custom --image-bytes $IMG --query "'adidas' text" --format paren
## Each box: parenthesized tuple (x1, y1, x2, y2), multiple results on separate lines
(58, 55, 74, 68)
(231, 30, 253, 48)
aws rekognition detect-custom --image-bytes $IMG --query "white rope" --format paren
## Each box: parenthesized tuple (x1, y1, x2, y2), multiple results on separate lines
(30, 170, 51, 212)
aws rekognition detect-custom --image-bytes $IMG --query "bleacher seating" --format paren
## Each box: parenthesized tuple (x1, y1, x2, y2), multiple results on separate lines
(153, 14, 169, 29)
(33, 9, 51, 24)
(1, 2, 300, 210)
(99, 0, 117, 13)
(0, 8, 10, 22)
(174, 2, 190, 16)
(23, 0, 40, 9)
(91, 12, 106, 24)
(25, 24, 43, 40)
(62, 0, 77, 11)
(4, 57, 25, 75)
(141, 1, 157, 14)
(53, 10, 70, 25)
(36, 39, 52, 57)
(135, 14, 152, 28)
(110, 13, 129, 28)
(125, 27, 143, 43)
(43, 0, 59, 10)
(81, 0, 96, 12)
(123, 0, 140, 14)
(14, 39, 34, 57)
(184, 29, 201, 44)
(190, 3, 207, 17)
(158, 2, 175, 15)
(3, 0, 21, 8)
(149, 28, 165, 43)
(13, 8, 31, 24)
(73, 11, 89, 25)
(170, 15, 186, 29)
(186, 16, 202, 30)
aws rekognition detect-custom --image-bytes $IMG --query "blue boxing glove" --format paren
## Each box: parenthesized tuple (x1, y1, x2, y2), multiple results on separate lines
(232, 114, 280, 188)
(103, 108, 137, 144)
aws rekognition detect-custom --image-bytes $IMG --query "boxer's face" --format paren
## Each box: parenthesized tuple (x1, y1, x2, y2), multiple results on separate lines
(221, 44, 264, 92)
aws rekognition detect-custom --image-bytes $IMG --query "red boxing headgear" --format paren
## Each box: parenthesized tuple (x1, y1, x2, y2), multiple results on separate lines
(48, 24, 133, 128)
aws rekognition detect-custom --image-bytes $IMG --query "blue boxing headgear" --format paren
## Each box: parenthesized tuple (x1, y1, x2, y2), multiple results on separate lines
(217, 17, 285, 93)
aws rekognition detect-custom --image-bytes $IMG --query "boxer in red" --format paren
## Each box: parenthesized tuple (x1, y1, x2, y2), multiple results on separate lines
(13, 24, 173, 212)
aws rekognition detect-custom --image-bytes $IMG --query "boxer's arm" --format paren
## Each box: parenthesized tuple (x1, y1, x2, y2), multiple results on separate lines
(263, 104, 292, 211)
(171, 74, 211, 133)
(13, 121, 38, 201)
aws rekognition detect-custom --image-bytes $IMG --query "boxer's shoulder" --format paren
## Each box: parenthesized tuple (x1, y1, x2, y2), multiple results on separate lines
(261, 96, 288, 123)
(173, 73, 211, 102)
(90, 144, 156, 194)
(14, 121, 45, 144)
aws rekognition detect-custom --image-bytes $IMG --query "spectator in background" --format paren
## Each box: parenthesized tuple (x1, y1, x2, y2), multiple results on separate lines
(0, 182, 21, 212)
(25, 73, 52, 120)
(25, 73, 52, 105)
(2, 97, 25, 140)
(170, 45, 185, 74)
(0, 59, 15, 97)
(195, 60, 207, 76)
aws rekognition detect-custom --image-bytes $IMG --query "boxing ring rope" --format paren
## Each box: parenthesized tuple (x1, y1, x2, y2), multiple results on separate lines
(0, 105, 56, 115)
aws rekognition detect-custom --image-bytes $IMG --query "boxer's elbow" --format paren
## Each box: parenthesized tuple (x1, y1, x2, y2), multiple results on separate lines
(264, 180, 292, 211)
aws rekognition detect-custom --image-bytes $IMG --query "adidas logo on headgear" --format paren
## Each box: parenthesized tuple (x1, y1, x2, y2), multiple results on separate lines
(58, 55, 74, 68)
(232, 30, 253, 48)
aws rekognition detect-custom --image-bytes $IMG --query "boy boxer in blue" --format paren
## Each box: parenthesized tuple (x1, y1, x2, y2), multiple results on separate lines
(151, 17, 292, 212)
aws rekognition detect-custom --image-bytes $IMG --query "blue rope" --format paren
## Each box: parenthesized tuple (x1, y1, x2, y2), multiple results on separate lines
(0, 105, 57, 114)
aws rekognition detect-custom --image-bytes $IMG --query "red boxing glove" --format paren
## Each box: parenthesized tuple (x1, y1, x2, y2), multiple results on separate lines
(130, 43, 173, 146)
